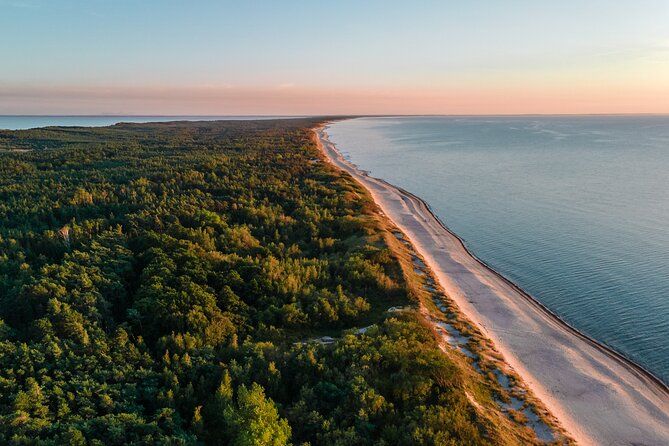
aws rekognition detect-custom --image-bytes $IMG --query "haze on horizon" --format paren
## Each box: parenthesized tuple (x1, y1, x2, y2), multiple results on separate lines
(2, 0, 668, 115)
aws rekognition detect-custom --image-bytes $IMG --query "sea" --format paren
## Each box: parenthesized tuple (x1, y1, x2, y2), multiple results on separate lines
(327, 116, 669, 384)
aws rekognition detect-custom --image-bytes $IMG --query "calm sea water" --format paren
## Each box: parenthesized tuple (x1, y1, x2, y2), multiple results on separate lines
(328, 116, 669, 384)
(0, 115, 300, 130)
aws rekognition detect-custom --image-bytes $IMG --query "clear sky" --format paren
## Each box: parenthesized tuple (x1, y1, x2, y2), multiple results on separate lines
(2, 0, 668, 115)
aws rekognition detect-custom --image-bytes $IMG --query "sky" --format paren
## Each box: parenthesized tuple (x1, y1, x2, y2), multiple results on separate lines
(1, 0, 669, 115)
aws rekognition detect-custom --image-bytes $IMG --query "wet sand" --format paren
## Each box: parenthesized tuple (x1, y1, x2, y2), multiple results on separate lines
(315, 125, 669, 446)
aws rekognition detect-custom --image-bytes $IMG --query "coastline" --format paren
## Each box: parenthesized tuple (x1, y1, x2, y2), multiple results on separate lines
(314, 123, 669, 446)
(396, 184, 669, 395)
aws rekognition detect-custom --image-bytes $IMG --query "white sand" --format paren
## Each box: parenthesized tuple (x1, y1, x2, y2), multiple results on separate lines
(316, 125, 669, 446)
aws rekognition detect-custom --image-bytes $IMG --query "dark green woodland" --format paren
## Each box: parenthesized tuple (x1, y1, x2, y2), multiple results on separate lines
(0, 120, 540, 445)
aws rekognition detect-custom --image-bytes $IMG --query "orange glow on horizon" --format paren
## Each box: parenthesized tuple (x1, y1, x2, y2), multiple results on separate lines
(1, 83, 668, 115)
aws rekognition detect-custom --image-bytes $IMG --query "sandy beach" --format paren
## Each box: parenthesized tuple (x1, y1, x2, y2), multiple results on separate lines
(316, 124, 669, 446)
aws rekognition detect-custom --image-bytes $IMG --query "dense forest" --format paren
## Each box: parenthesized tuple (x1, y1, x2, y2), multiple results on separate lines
(0, 119, 550, 445)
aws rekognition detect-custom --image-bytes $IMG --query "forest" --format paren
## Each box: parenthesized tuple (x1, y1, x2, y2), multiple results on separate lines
(0, 119, 540, 445)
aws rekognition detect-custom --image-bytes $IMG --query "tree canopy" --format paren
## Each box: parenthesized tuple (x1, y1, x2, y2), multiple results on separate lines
(0, 120, 542, 445)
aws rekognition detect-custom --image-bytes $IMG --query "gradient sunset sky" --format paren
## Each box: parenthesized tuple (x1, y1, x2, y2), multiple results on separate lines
(2, 0, 669, 115)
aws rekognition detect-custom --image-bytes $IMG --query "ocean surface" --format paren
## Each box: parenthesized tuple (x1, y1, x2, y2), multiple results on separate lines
(0, 115, 301, 130)
(327, 116, 669, 384)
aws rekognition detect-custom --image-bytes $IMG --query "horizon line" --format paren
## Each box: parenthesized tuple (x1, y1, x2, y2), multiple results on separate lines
(2, 113, 669, 118)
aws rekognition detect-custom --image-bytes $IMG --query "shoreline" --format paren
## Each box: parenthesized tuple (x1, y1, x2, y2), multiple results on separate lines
(395, 182, 669, 395)
(315, 123, 669, 446)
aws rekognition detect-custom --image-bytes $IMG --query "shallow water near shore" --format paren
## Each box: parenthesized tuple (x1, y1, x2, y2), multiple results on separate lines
(327, 115, 669, 384)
